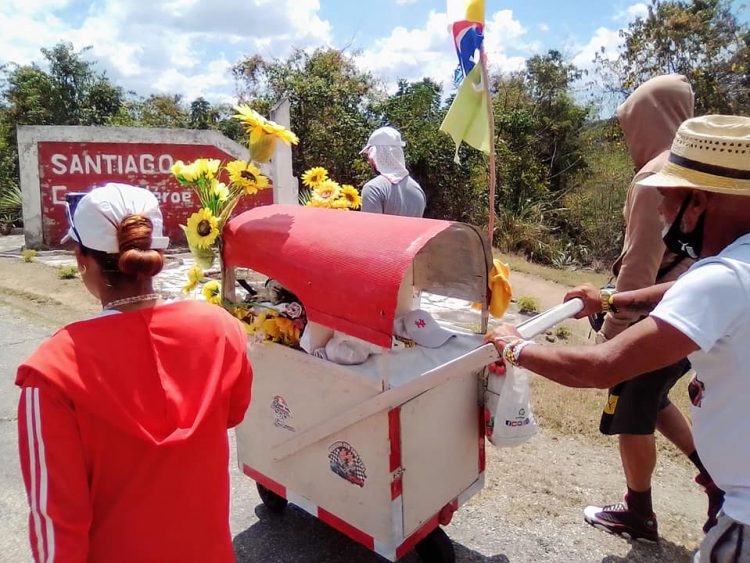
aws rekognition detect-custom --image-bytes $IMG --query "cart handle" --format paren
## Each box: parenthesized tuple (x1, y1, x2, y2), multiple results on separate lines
(516, 298, 584, 340)
(270, 299, 584, 462)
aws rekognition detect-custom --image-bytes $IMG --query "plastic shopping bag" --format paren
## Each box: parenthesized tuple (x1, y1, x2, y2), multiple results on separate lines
(484, 365, 538, 447)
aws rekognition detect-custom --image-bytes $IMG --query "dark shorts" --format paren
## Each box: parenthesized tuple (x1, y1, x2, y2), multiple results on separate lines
(599, 358, 691, 436)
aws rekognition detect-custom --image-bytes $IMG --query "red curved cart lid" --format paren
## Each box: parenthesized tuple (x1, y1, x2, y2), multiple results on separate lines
(223, 204, 464, 347)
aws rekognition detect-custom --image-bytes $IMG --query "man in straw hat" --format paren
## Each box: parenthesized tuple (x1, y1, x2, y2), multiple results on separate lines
(486, 115, 750, 561)
(360, 126, 426, 217)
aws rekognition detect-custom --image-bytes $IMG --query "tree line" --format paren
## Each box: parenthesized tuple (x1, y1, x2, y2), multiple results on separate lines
(1, 0, 747, 267)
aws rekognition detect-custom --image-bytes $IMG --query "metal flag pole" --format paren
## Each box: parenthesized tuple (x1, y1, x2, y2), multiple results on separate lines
(478, 46, 497, 247)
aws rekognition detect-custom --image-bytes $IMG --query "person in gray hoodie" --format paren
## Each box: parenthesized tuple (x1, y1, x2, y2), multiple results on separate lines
(585, 75, 722, 541)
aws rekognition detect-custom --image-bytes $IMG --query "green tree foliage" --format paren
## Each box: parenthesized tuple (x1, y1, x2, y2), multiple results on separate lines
(596, 0, 750, 114)
(0, 43, 124, 221)
(3, 43, 123, 127)
(189, 97, 215, 129)
(489, 52, 590, 263)
(233, 48, 376, 185)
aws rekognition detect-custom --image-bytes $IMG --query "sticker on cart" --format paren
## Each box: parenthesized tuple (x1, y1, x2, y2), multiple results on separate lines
(271, 396, 295, 432)
(328, 441, 367, 488)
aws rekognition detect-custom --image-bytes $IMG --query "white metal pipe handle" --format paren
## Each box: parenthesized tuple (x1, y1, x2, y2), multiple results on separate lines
(516, 298, 584, 340)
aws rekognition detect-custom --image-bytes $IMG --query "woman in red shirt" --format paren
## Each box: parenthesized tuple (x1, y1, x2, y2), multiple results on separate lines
(17, 183, 252, 562)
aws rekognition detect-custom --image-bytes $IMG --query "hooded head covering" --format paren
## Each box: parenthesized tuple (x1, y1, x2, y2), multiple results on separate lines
(617, 74, 694, 173)
(361, 126, 410, 184)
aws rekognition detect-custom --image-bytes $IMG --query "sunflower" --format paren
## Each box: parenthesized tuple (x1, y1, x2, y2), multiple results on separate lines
(195, 159, 221, 180)
(340, 185, 362, 209)
(275, 317, 301, 346)
(171, 160, 188, 183)
(234, 104, 265, 129)
(182, 265, 204, 294)
(180, 161, 201, 183)
(234, 104, 298, 162)
(226, 160, 270, 195)
(302, 167, 329, 188)
(331, 202, 349, 209)
(202, 280, 222, 305)
(186, 208, 220, 249)
(211, 179, 230, 202)
(233, 306, 250, 321)
(262, 121, 299, 145)
(313, 179, 341, 202)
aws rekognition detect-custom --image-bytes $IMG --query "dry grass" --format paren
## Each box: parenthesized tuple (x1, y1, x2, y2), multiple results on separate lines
(531, 371, 694, 462)
(501, 251, 611, 289)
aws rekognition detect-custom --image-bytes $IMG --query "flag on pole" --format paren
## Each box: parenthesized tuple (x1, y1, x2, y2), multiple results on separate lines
(447, 0, 484, 24)
(448, 0, 485, 81)
(441, 0, 490, 162)
(440, 65, 490, 163)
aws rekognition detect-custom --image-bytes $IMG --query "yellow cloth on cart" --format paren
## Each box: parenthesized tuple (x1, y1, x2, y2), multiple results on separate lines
(488, 259, 512, 318)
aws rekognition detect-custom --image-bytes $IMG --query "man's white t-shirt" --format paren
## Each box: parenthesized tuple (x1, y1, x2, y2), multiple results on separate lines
(652, 233, 750, 526)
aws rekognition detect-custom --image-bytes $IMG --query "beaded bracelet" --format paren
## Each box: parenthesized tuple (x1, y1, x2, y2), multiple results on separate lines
(502, 338, 536, 367)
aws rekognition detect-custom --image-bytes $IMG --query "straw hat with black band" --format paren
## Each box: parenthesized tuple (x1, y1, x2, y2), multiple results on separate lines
(638, 115, 750, 195)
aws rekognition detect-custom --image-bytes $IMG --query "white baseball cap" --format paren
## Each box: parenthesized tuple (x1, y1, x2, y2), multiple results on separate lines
(62, 183, 169, 253)
(360, 126, 406, 155)
(394, 309, 456, 348)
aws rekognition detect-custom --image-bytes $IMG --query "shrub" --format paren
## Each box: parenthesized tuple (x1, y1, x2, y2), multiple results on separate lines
(554, 325, 572, 340)
(21, 249, 36, 263)
(517, 296, 540, 314)
(58, 265, 79, 279)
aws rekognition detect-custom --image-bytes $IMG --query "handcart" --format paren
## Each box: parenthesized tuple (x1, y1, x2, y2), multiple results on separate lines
(221, 204, 582, 562)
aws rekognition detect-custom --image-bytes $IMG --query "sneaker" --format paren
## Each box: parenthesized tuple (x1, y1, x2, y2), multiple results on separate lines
(695, 474, 725, 533)
(584, 502, 659, 543)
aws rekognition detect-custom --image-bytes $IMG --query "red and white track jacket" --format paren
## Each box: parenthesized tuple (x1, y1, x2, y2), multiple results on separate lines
(16, 301, 252, 562)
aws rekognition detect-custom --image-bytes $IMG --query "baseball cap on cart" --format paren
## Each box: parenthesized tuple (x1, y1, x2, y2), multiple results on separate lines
(61, 183, 169, 253)
(394, 309, 456, 349)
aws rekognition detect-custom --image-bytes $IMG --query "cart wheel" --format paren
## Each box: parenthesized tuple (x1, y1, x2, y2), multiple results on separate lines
(256, 483, 288, 514)
(415, 527, 455, 563)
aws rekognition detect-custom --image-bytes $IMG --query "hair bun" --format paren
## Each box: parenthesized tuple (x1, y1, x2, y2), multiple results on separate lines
(117, 215, 164, 277)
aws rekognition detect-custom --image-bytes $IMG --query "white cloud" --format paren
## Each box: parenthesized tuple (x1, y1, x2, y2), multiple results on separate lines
(0, 0, 332, 103)
(571, 27, 623, 71)
(614, 2, 649, 22)
(357, 9, 532, 93)
(396, 0, 419, 4)
(569, 2, 648, 72)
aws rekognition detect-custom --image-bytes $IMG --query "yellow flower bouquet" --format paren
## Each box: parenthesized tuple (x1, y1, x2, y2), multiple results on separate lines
(172, 105, 298, 271)
(299, 166, 362, 211)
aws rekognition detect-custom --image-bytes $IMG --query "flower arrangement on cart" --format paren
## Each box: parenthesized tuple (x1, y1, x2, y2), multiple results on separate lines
(172, 105, 362, 348)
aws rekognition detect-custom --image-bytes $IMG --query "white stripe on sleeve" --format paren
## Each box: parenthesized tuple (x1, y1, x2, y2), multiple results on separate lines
(25, 388, 45, 562)
(33, 388, 55, 563)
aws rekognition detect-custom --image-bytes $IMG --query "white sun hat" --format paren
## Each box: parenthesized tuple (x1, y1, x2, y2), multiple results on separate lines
(638, 115, 750, 195)
(62, 183, 170, 253)
(394, 309, 456, 348)
(360, 126, 410, 184)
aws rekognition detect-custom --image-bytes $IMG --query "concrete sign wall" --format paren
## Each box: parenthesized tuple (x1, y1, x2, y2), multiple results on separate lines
(18, 108, 296, 248)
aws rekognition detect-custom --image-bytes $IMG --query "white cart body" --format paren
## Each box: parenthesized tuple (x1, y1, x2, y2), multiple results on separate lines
(222, 205, 495, 561)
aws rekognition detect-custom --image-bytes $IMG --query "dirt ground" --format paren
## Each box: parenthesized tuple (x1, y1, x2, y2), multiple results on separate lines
(0, 253, 708, 560)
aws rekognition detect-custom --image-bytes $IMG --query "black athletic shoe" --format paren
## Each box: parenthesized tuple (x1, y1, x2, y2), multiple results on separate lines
(695, 473, 725, 534)
(584, 502, 659, 543)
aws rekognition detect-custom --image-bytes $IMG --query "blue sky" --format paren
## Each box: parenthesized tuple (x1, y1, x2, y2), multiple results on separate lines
(1, 1, 745, 103)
